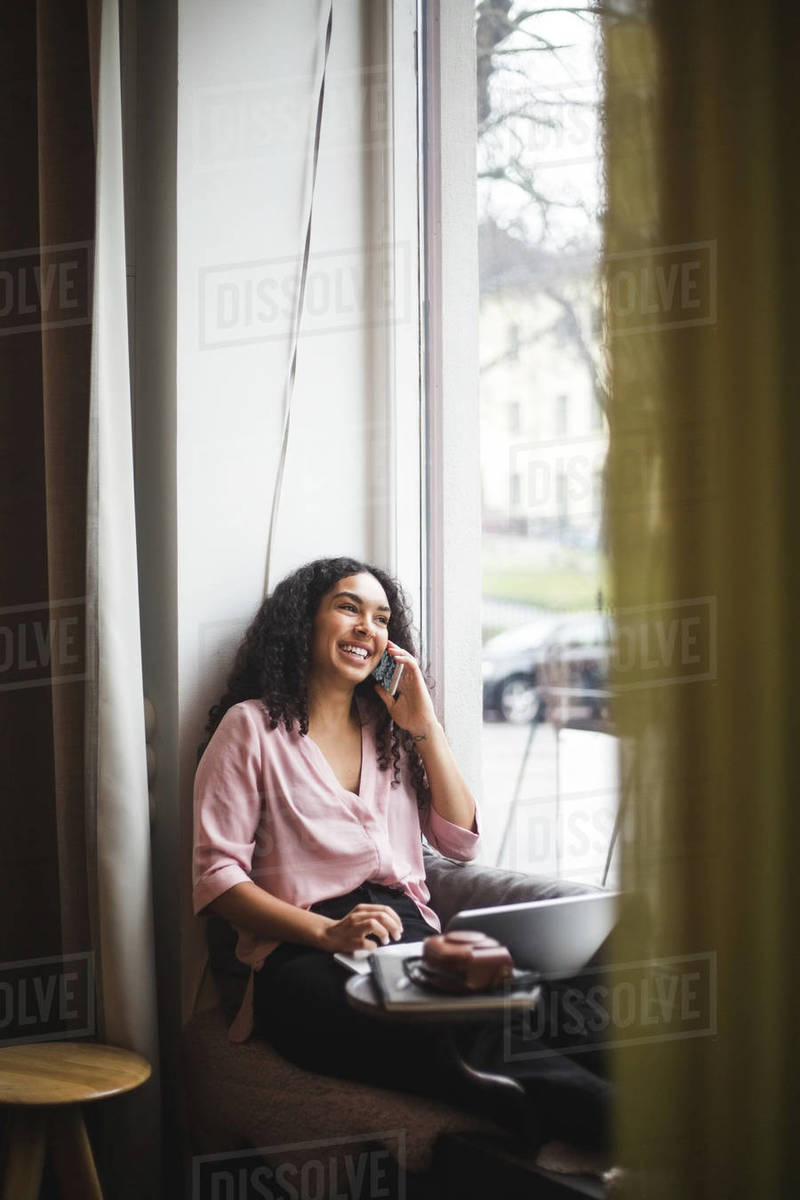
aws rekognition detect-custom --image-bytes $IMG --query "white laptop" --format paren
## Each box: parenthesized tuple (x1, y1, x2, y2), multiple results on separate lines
(446, 891, 619, 979)
(336, 890, 618, 979)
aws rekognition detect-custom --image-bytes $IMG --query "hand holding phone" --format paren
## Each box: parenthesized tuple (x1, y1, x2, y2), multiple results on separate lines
(371, 642, 439, 742)
(371, 647, 405, 696)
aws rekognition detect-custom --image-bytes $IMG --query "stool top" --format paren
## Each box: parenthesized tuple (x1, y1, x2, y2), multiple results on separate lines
(0, 1041, 151, 1107)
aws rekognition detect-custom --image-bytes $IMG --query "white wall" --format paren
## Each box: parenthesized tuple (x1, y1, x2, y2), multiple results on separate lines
(133, 0, 483, 1043)
(173, 0, 419, 1021)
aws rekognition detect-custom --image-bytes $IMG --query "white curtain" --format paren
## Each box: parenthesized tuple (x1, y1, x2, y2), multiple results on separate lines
(85, 0, 162, 1194)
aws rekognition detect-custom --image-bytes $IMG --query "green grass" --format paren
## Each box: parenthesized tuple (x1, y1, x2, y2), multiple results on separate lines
(482, 566, 607, 612)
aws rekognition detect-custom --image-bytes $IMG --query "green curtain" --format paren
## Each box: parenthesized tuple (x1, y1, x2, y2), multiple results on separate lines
(604, 0, 800, 1192)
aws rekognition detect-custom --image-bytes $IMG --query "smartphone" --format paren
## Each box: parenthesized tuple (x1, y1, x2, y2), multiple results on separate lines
(371, 648, 405, 696)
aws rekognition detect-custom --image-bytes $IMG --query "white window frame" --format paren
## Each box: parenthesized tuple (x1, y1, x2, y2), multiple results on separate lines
(418, 0, 482, 793)
(384, 0, 424, 623)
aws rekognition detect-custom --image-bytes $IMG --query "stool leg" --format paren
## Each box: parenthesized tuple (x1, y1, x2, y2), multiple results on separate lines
(0, 1108, 46, 1200)
(49, 1106, 103, 1199)
(443, 1026, 542, 1149)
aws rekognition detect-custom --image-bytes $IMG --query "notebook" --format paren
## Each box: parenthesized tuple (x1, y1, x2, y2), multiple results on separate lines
(368, 950, 540, 1014)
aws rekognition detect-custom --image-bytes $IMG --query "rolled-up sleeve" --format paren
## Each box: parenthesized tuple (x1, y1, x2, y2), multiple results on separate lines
(420, 800, 481, 861)
(193, 704, 264, 917)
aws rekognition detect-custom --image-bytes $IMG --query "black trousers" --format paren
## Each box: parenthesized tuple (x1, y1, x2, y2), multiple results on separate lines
(252, 882, 612, 1154)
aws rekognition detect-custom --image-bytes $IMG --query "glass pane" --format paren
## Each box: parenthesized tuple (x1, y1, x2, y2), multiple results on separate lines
(476, 0, 619, 888)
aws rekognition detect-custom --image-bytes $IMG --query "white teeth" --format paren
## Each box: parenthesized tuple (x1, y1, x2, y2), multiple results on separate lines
(340, 644, 368, 659)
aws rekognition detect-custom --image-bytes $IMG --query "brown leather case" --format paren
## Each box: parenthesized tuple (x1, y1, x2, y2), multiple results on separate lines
(422, 929, 514, 991)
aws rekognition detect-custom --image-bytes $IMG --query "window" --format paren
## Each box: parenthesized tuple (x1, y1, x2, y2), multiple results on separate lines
(419, 1, 618, 887)
(473, 0, 618, 884)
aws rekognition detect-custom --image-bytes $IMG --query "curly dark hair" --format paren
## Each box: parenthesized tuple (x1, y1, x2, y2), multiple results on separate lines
(198, 556, 433, 810)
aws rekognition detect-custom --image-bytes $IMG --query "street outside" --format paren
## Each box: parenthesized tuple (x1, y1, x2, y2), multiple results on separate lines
(478, 716, 620, 889)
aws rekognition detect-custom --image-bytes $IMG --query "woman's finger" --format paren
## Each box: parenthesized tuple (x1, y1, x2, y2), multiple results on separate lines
(354, 913, 400, 941)
(387, 649, 419, 672)
(350, 903, 401, 912)
(351, 917, 391, 945)
(387, 647, 414, 662)
(351, 903, 402, 916)
(349, 904, 403, 935)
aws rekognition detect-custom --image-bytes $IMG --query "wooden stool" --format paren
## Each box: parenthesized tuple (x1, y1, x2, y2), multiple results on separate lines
(0, 1041, 151, 1199)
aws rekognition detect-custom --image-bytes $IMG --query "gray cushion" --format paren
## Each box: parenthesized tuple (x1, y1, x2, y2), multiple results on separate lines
(422, 851, 604, 930)
(181, 1004, 505, 1175)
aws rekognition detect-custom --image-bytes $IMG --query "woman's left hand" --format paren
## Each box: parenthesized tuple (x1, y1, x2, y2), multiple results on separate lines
(373, 642, 439, 740)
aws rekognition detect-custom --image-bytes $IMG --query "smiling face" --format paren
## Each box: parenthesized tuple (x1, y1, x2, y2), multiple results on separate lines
(308, 572, 392, 691)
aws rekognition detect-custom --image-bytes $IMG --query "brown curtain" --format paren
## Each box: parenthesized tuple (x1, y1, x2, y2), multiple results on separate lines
(0, 3, 160, 1196)
(604, 0, 800, 1192)
(0, 1, 94, 991)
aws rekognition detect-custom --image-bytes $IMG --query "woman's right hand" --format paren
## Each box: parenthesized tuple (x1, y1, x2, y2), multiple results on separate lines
(319, 903, 403, 953)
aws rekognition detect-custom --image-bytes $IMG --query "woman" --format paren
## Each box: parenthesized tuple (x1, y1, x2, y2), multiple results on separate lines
(193, 556, 612, 1156)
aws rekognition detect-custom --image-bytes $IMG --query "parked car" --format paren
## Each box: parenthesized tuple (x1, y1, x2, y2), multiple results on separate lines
(482, 614, 566, 723)
(482, 611, 611, 724)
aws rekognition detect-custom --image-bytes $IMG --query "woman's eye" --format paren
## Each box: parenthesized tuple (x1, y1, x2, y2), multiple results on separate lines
(340, 603, 388, 625)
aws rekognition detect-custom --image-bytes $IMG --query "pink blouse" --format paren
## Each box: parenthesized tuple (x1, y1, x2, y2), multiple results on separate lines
(192, 695, 481, 1041)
